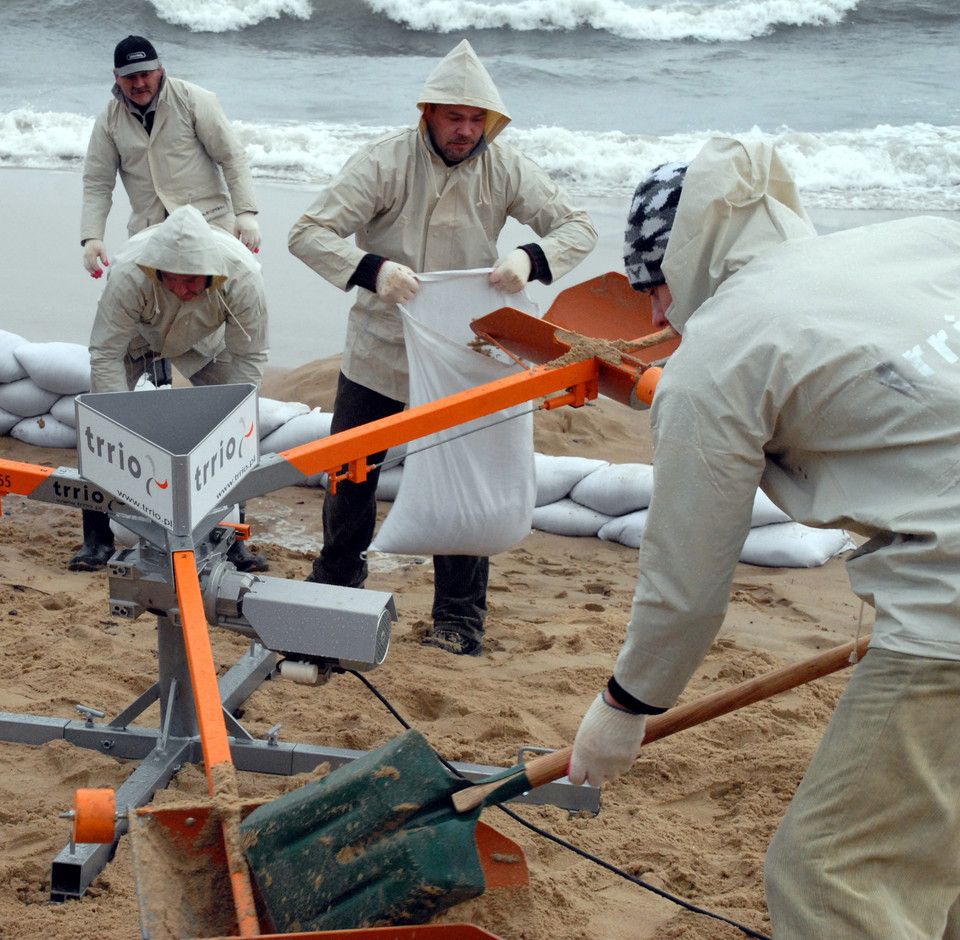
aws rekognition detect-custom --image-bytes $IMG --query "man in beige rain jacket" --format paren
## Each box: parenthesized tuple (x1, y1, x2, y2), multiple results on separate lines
(288, 39, 597, 656)
(70, 204, 269, 573)
(569, 136, 960, 937)
(81, 35, 260, 279)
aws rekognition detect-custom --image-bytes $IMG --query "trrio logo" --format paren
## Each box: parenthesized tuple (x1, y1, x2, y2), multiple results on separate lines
(82, 426, 168, 494)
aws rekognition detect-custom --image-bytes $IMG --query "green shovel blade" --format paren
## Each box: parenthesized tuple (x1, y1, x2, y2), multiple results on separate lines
(240, 729, 486, 932)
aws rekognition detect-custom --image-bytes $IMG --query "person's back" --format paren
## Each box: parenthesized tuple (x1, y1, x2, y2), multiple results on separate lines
(570, 136, 960, 939)
(658, 213, 960, 658)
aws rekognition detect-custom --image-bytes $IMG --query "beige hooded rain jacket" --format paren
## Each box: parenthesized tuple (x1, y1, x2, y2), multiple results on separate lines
(288, 39, 597, 402)
(88, 204, 269, 393)
(82, 76, 258, 243)
(614, 136, 960, 709)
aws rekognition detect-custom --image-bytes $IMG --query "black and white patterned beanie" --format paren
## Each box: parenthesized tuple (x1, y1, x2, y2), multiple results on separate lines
(623, 161, 688, 292)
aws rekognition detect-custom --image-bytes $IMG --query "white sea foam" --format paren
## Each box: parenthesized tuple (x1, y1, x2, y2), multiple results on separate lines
(365, 0, 859, 42)
(140, 0, 860, 40)
(147, 0, 312, 32)
(3, 109, 957, 211)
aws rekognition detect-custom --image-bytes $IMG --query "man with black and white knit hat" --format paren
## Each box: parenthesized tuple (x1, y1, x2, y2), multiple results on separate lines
(570, 136, 960, 938)
(623, 160, 687, 293)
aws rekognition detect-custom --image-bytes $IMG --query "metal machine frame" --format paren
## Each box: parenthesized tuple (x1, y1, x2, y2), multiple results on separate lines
(0, 356, 620, 923)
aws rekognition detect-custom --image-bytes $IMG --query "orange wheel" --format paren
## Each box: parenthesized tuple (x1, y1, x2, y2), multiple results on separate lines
(73, 788, 117, 844)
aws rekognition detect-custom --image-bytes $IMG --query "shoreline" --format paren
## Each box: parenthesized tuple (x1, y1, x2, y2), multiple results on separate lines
(5, 165, 958, 374)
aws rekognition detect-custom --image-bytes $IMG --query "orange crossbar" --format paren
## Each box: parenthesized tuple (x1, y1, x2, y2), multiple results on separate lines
(172, 551, 261, 937)
(0, 460, 55, 513)
(280, 358, 600, 485)
(0, 359, 604, 503)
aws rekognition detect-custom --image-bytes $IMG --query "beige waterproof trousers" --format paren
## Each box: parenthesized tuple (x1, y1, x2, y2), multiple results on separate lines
(766, 647, 960, 939)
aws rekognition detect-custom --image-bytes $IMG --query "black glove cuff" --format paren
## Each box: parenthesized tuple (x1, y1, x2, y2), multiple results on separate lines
(607, 676, 668, 716)
(519, 243, 551, 284)
(349, 253, 387, 293)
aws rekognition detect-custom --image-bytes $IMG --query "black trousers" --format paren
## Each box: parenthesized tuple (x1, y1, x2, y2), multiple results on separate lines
(312, 372, 488, 639)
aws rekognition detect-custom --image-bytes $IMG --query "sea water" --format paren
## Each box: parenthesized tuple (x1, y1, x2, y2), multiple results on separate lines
(0, 0, 958, 366)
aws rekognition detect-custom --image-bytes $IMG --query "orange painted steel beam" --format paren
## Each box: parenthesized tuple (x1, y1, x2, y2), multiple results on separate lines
(172, 551, 262, 937)
(0, 359, 605, 505)
(280, 358, 601, 485)
(0, 460, 55, 511)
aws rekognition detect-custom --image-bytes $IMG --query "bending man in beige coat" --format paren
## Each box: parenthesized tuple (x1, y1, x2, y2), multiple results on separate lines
(570, 137, 960, 937)
(71, 204, 270, 573)
(81, 35, 260, 279)
(289, 39, 597, 656)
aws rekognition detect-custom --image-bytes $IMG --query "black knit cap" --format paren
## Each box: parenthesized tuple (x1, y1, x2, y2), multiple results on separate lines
(623, 161, 687, 292)
(114, 36, 161, 77)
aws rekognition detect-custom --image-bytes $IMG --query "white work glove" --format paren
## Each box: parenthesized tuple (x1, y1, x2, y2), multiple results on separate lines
(376, 261, 419, 305)
(234, 212, 262, 253)
(568, 692, 647, 787)
(82, 239, 109, 279)
(489, 248, 532, 294)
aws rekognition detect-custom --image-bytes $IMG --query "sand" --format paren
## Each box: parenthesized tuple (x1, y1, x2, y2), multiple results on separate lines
(0, 354, 867, 940)
(0, 167, 874, 938)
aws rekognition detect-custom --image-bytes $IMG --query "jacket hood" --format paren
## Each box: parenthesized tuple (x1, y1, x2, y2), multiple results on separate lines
(661, 137, 816, 332)
(133, 204, 230, 290)
(416, 39, 511, 142)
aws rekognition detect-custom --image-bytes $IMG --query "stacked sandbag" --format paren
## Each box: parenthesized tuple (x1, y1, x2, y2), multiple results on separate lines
(529, 455, 853, 568)
(0, 339, 852, 568)
(0, 334, 89, 448)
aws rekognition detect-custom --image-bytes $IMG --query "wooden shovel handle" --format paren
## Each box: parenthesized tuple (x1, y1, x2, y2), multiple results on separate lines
(520, 633, 872, 793)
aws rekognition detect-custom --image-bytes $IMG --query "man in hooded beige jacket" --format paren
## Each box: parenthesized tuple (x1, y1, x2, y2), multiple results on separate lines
(88, 204, 268, 393)
(288, 39, 597, 656)
(80, 35, 260, 279)
(70, 204, 270, 574)
(568, 136, 960, 937)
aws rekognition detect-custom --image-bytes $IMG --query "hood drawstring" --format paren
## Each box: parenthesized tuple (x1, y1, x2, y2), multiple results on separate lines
(218, 290, 252, 343)
(148, 278, 162, 322)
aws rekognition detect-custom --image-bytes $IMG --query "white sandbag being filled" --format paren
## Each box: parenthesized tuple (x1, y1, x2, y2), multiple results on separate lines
(371, 271, 537, 557)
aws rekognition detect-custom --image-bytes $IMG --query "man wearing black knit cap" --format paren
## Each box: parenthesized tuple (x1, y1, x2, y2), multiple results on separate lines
(80, 35, 261, 279)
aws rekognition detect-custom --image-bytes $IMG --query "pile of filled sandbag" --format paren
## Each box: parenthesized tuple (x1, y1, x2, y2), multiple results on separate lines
(0, 329, 333, 454)
(0, 332, 91, 448)
(0, 335, 853, 568)
(529, 455, 853, 568)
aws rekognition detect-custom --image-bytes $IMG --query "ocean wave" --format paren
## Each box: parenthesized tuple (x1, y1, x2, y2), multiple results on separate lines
(2, 109, 957, 211)
(139, 0, 860, 39)
(147, 0, 312, 32)
(363, 0, 860, 42)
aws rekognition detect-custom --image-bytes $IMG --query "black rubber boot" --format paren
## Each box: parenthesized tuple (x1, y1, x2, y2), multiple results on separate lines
(226, 504, 269, 572)
(68, 509, 116, 572)
(226, 537, 269, 573)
